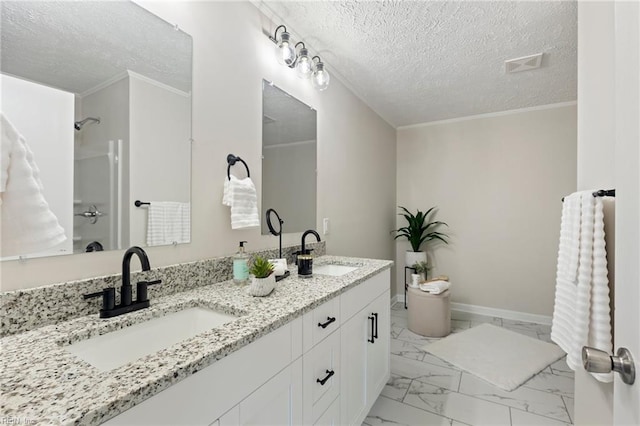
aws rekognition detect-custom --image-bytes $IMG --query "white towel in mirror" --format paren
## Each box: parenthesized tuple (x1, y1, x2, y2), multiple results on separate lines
(146, 201, 190, 247)
(0, 112, 66, 256)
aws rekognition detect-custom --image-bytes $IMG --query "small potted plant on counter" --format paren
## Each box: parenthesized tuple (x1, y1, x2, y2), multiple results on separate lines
(392, 206, 450, 269)
(248, 256, 275, 297)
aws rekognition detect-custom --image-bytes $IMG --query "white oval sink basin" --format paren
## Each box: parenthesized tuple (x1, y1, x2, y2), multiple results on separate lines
(313, 264, 359, 276)
(65, 307, 238, 372)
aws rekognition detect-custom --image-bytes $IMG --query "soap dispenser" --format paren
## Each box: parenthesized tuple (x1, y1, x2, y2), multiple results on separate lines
(233, 241, 249, 284)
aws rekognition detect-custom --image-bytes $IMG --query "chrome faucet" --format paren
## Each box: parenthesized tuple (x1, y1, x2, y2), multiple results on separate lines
(84, 246, 161, 318)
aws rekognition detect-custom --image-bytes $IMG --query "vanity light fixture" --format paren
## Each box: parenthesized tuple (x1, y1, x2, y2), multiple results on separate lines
(272, 25, 296, 66)
(295, 42, 312, 79)
(269, 24, 330, 91)
(311, 56, 330, 91)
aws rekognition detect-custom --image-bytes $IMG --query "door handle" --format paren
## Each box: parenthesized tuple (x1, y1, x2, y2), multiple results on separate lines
(582, 346, 636, 384)
(373, 312, 378, 339)
(316, 369, 335, 386)
(368, 315, 375, 343)
(318, 316, 336, 329)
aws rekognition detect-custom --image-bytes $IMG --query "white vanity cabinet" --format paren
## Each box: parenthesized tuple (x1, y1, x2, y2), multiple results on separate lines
(104, 319, 302, 426)
(104, 268, 390, 426)
(340, 271, 391, 426)
(217, 358, 303, 426)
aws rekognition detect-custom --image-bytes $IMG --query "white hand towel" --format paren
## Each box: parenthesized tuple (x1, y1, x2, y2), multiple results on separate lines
(419, 280, 450, 294)
(0, 112, 66, 256)
(222, 175, 260, 229)
(551, 191, 613, 382)
(146, 201, 191, 246)
(557, 192, 581, 282)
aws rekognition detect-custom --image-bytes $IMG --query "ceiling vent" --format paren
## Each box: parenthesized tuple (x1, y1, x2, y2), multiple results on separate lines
(505, 53, 544, 73)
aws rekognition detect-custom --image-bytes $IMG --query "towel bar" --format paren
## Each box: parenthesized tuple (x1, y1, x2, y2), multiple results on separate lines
(227, 154, 250, 180)
(562, 189, 615, 202)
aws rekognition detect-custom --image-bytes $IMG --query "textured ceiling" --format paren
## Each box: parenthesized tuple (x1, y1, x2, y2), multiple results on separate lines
(262, 1, 577, 126)
(1, 1, 192, 94)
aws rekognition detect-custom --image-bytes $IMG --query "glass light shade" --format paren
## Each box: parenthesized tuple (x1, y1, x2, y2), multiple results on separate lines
(295, 48, 312, 79)
(312, 62, 330, 91)
(275, 32, 296, 66)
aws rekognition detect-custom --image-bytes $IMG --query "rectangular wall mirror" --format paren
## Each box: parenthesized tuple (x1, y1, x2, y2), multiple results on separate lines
(261, 81, 317, 235)
(0, 1, 193, 260)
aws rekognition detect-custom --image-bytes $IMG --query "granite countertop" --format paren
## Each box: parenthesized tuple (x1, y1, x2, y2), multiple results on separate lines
(0, 255, 392, 425)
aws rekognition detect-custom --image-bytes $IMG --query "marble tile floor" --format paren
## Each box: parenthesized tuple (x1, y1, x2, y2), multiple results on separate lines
(363, 303, 574, 426)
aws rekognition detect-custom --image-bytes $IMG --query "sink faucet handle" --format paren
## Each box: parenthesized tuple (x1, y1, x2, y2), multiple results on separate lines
(136, 279, 162, 303)
(83, 287, 115, 311)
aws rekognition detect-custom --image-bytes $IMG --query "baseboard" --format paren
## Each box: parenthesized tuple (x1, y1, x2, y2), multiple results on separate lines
(392, 294, 552, 325)
(450, 302, 552, 325)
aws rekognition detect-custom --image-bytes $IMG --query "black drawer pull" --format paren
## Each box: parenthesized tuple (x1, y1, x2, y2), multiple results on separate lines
(373, 312, 379, 339)
(316, 369, 335, 386)
(318, 316, 336, 329)
(368, 315, 375, 343)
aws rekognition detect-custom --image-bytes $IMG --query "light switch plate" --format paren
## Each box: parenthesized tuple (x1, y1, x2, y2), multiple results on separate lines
(323, 218, 330, 235)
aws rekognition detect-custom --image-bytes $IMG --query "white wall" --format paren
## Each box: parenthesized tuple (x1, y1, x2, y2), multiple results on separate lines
(128, 72, 191, 247)
(1, 74, 74, 258)
(396, 104, 577, 316)
(0, 1, 397, 291)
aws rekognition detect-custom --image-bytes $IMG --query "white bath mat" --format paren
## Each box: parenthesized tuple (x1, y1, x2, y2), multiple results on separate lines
(422, 323, 565, 391)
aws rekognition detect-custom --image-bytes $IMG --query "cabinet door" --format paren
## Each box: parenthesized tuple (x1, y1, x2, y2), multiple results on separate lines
(303, 330, 341, 424)
(340, 308, 370, 426)
(366, 290, 390, 406)
(314, 396, 340, 426)
(233, 358, 302, 426)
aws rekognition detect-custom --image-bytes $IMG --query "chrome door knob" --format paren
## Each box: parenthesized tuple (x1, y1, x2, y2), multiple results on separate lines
(582, 346, 636, 384)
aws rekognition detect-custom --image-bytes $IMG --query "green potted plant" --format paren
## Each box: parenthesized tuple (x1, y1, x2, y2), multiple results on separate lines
(413, 260, 430, 282)
(248, 256, 275, 297)
(392, 206, 449, 269)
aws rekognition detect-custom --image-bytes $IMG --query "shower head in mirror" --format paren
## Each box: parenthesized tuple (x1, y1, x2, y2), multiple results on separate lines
(74, 117, 100, 131)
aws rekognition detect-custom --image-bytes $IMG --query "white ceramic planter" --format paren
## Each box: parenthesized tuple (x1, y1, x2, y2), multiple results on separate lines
(248, 274, 276, 297)
(405, 251, 427, 269)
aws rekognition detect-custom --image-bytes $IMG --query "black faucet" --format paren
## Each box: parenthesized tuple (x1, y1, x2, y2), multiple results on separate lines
(84, 246, 161, 318)
(298, 230, 321, 277)
(121, 246, 150, 306)
(301, 229, 321, 255)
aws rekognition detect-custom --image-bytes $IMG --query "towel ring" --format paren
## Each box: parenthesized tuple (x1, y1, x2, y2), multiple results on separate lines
(227, 154, 250, 180)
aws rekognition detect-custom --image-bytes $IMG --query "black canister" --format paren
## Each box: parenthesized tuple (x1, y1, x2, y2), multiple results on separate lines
(297, 251, 314, 278)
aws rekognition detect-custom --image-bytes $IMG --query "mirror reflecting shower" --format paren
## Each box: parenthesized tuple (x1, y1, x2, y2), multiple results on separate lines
(0, 1, 193, 260)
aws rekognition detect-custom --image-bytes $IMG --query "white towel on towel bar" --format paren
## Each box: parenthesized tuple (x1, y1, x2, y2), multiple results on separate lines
(557, 192, 581, 282)
(551, 191, 613, 382)
(222, 175, 260, 229)
(0, 112, 66, 256)
(146, 201, 190, 246)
